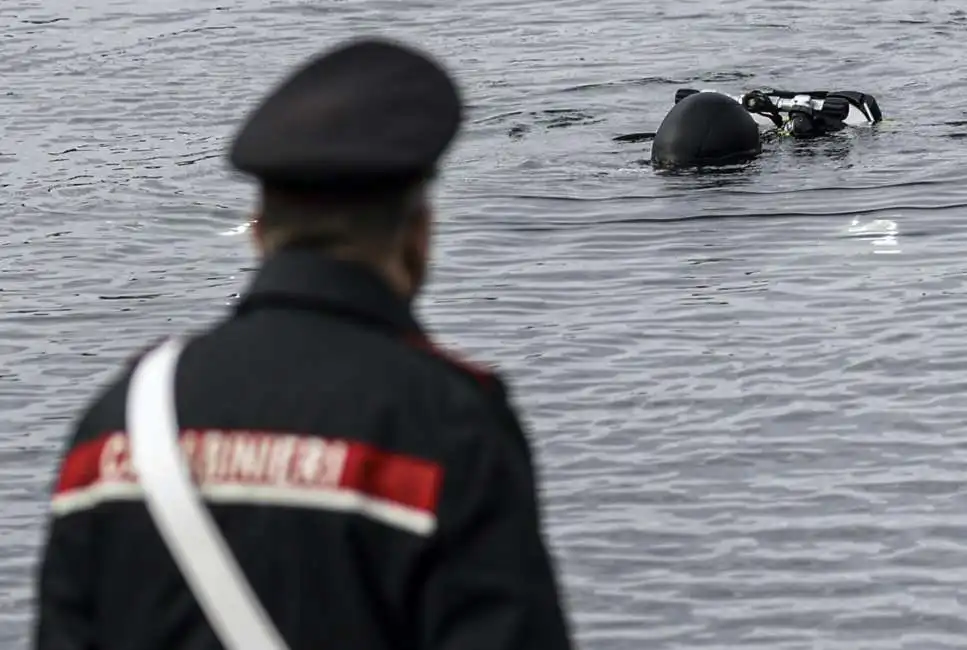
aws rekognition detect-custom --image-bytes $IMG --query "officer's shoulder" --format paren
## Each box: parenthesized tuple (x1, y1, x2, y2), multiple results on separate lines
(397, 334, 531, 446)
(70, 336, 169, 446)
(402, 333, 505, 394)
(122, 335, 171, 368)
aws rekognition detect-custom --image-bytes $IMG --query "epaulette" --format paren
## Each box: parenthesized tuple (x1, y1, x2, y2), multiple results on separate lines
(404, 333, 496, 390)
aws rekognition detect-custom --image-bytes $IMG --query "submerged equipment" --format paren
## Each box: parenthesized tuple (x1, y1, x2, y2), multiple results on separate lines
(674, 87, 883, 139)
(647, 87, 884, 169)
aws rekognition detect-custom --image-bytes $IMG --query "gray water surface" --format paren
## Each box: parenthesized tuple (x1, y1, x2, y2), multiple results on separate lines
(4, 1, 967, 648)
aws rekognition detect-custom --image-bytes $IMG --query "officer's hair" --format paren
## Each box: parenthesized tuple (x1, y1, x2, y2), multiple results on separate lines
(256, 179, 428, 253)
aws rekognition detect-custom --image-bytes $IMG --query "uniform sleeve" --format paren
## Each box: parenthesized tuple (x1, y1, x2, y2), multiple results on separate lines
(33, 360, 143, 650)
(417, 397, 575, 650)
(31, 428, 99, 650)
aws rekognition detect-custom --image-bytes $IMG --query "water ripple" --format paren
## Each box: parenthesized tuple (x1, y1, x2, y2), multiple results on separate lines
(5, 0, 967, 648)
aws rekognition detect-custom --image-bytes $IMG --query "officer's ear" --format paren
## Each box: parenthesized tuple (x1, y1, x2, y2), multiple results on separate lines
(400, 197, 432, 296)
(250, 210, 266, 256)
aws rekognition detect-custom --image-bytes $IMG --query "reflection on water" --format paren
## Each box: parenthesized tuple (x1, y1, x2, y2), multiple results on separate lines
(847, 218, 902, 255)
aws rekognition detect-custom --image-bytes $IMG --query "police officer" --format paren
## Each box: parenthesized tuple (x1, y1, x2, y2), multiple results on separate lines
(33, 37, 576, 650)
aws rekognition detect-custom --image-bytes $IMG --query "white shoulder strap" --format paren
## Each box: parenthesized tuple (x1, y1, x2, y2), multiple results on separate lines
(126, 337, 290, 650)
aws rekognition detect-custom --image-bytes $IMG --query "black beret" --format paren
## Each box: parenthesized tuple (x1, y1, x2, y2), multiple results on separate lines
(229, 37, 463, 191)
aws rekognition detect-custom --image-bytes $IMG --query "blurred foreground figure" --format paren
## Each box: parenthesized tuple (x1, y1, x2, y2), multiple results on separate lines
(33, 37, 575, 650)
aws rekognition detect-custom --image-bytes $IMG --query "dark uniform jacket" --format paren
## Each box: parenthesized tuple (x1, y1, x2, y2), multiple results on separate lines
(33, 248, 575, 650)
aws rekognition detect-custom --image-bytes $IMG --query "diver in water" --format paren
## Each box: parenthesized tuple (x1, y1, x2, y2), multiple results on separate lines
(649, 91, 762, 168)
(637, 87, 883, 169)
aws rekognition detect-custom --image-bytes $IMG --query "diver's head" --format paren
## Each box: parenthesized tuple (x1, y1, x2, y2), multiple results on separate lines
(651, 92, 761, 169)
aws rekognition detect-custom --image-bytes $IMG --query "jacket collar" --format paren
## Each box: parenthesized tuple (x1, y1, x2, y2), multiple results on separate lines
(234, 248, 424, 337)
